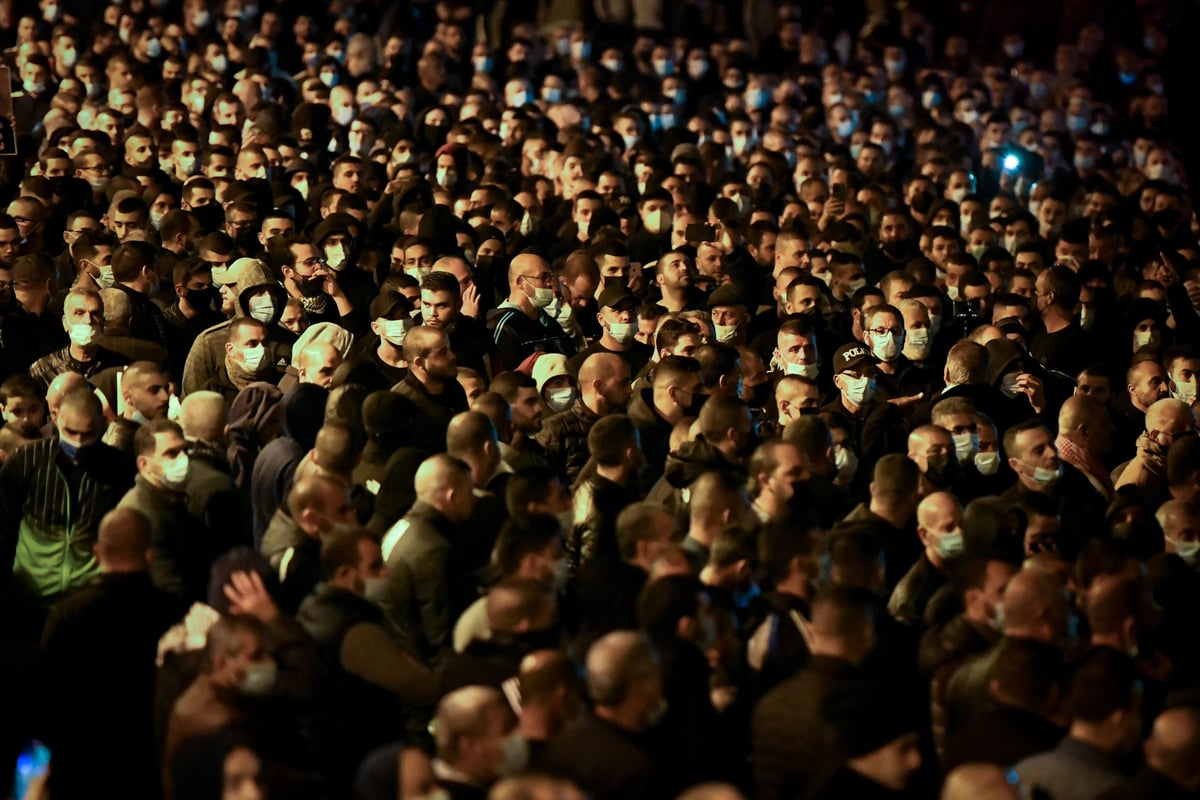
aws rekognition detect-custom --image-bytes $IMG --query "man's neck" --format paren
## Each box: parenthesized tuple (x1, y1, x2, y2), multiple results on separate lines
(69, 343, 98, 362)
(599, 333, 630, 351)
(595, 463, 628, 487)
(164, 240, 185, 255)
(1042, 308, 1071, 334)
(593, 703, 642, 734)
(121, 280, 149, 296)
(1069, 722, 1121, 754)
(841, 395, 863, 415)
(519, 702, 561, 743)
(925, 546, 947, 572)
(687, 524, 718, 548)
(1017, 476, 1052, 496)
(178, 297, 198, 320)
(376, 339, 404, 368)
(652, 392, 682, 426)
(755, 491, 786, 520)
(876, 359, 897, 375)
(414, 370, 444, 394)
(660, 285, 688, 311)
(868, 499, 905, 529)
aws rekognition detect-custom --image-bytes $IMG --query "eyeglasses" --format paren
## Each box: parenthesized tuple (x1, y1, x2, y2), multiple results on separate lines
(521, 272, 553, 285)
(298, 257, 328, 268)
(867, 327, 903, 337)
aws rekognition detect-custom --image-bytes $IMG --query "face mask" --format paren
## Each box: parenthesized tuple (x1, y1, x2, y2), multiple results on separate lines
(60, 47, 78, 68)
(607, 321, 634, 344)
(547, 387, 577, 413)
(785, 360, 818, 379)
(59, 436, 94, 460)
(841, 373, 875, 406)
(1173, 379, 1198, 406)
(210, 55, 227, 74)
(240, 659, 277, 695)
(185, 287, 216, 311)
(68, 322, 98, 347)
(542, 86, 562, 103)
(192, 9, 211, 27)
(326, 245, 347, 271)
(1074, 306, 1091, 329)
(145, 38, 163, 58)
(885, 57, 906, 76)
(436, 168, 457, 188)
(1000, 372, 1022, 399)
(644, 209, 672, 236)
(935, 528, 965, 559)
(333, 105, 354, 127)
(834, 444, 858, 483)
(95, 264, 115, 289)
(571, 41, 591, 60)
(509, 90, 531, 108)
(1174, 539, 1200, 567)
(953, 432, 978, 463)
(473, 55, 493, 73)
(713, 323, 738, 343)
(1030, 463, 1063, 487)
(849, 278, 867, 295)
(161, 452, 190, 488)
(497, 731, 530, 777)
(835, 119, 855, 139)
(946, 285, 961, 302)
(622, 133, 638, 152)
(379, 318, 411, 346)
(249, 297, 276, 323)
(602, 58, 622, 73)
(687, 58, 709, 80)
(87, 174, 110, 193)
(870, 331, 901, 362)
(975, 451, 1000, 476)
(905, 327, 930, 356)
(1134, 329, 1159, 350)
(747, 87, 769, 110)
(363, 575, 388, 603)
(319, 71, 337, 88)
(1067, 114, 1088, 134)
(241, 344, 266, 372)
(525, 284, 555, 310)
(1074, 153, 1095, 171)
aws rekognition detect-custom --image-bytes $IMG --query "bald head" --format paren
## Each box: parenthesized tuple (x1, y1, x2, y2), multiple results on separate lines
(1156, 498, 1200, 544)
(1146, 707, 1200, 789)
(585, 630, 659, 708)
(1053, 389, 1092, 427)
(96, 508, 152, 572)
(908, 424, 952, 452)
(296, 341, 341, 388)
(485, 577, 556, 634)
(1000, 565, 1069, 643)
(917, 491, 962, 530)
(579, 352, 625, 388)
(433, 685, 510, 763)
(1147, 398, 1194, 437)
(46, 372, 88, 421)
(180, 390, 227, 444)
(402, 325, 448, 364)
(412, 453, 473, 521)
(99, 287, 132, 331)
(509, 253, 549, 291)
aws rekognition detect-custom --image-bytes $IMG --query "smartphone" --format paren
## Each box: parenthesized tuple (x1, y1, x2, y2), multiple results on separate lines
(685, 223, 718, 243)
(831, 184, 847, 202)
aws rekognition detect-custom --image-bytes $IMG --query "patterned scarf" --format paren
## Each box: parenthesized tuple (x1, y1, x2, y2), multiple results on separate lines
(1055, 432, 1114, 500)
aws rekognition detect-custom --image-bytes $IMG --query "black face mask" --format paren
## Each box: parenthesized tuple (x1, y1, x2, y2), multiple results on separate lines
(924, 452, 958, 488)
(882, 239, 910, 260)
(1153, 209, 1181, 230)
(297, 274, 326, 297)
(185, 287, 218, 311)
(602, 275, 626, 288)
(421, 124, 448, 149)
(746, 381, 773, 409)
(910, 190, 935, 215)
(475, 254, 494, 272)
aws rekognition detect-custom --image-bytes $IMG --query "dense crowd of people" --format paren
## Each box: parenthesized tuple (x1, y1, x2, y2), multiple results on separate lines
(0, 0, 1199, 798)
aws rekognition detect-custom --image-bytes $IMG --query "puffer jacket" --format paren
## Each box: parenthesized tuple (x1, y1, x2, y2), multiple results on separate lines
(180, 259, 293, 395)
(535, 401, 601, 487)
(0, 438, 135, 605)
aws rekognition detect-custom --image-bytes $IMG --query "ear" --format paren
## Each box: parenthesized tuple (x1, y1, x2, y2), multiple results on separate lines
(224, 341, 234, 355)
(1007, 455, 1020, 473)
(136, 454, 148, 472)
(175, 283, 187, 298)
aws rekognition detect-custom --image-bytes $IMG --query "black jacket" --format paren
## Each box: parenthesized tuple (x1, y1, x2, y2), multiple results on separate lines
(40, 572, 188, 798)
(536, 401, 602, 488)
(486, 302, 575, 371)
(392, 373, 470, 455)
(570, 472, 638, 574)
(541, 712, 659, 800)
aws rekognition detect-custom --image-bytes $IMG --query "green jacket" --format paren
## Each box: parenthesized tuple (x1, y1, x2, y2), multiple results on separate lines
(0, 438, 135, 605)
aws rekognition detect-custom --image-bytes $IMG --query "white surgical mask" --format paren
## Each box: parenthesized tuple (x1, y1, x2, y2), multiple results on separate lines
(1134, 329, 1160, 350)
(68, 322, 98, 347)
(841, 373, 875, 406)
(333, 105, 355, 127)
(936, 528, 965, 559)
(606, 321, 635, 344)
(869, 331, 901, 362)
(546, 387, 577, 413)
(1030, 463, 1063, 487)
(249, 297, 276, 323)
(528, 286, 555, 310)
(379, 318, 412, 346)
(975, 451, 1000, 476)
(325, 244, 347, 271)
(785, 361, 818, 379)
(161, 452, 190, 488)
(96, 264, 115, 289)
(952, 432, 978, 463)
(713, 323, 738, 343)
(834, 444, 858, 484)
(241, 344, 266, 371)
(905, 327, 931, 359)
(1173, 379, 1198, 406)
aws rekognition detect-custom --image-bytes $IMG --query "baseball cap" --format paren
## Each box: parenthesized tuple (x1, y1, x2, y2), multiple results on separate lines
(597, 283, 638, 310)
(370, 292, 413, 320)
(832, 342, 875, 374)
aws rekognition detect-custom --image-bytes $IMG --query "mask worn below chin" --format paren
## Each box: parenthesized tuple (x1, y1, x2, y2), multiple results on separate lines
(1029, 463, 1063, 487)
